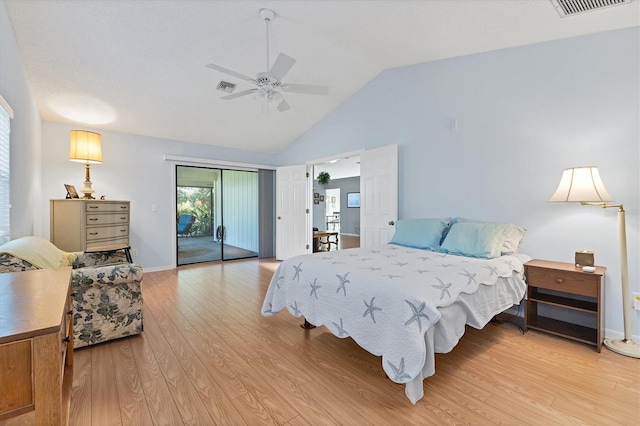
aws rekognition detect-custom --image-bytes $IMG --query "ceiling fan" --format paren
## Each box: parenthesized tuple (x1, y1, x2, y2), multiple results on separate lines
(206, 8, 329, 112)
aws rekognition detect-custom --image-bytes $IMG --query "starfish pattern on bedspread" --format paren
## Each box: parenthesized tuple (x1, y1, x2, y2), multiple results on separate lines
(289, 301, 301, 316)
(292, 262, 303, 282)
(336, 272, 350, 296)
(432, 277, 452, 300)
(275, 274, 284, 289)
(332, 317, 348, 336)
(404, 300, 430, 332)
(459, 269, 477, 286)
(482, 264, 498, 276)
(387, 358, 411, 382)
(309, 278, 321, 299)
(363, 297, 382, 323)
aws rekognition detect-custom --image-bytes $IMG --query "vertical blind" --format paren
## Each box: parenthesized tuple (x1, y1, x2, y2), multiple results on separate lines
(0, 95, 12, 244)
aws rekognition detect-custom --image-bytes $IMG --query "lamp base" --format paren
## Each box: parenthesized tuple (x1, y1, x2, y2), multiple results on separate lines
(603, 338, 640, 359)
(80, 180, 95, 199)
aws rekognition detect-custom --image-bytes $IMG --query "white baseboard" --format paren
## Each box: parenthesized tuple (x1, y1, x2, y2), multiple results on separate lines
(340, 233, 360, 236)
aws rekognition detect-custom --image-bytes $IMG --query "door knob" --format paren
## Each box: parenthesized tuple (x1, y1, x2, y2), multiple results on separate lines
(388, 221, 395, 226)
(277, 216, 282, 220)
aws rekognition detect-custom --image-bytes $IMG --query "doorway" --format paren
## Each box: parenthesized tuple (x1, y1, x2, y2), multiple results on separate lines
(176, 166, 258, 265)
(325, 188, 340, 232)
(311, 156, 361, 251)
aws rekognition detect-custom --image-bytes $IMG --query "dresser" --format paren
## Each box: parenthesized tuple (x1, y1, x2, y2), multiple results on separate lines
(0, 267, 73, 423)
(50, 199, 130, 254)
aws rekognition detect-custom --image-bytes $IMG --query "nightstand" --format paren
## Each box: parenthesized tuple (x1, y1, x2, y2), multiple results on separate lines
(524, 259, 606, 352)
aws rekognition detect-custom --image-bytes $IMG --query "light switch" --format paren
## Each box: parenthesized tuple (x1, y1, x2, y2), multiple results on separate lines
(151, 204, 158, 212)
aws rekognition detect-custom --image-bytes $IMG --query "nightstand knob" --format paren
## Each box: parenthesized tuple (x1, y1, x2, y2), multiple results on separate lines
(556, 278, 564, 284)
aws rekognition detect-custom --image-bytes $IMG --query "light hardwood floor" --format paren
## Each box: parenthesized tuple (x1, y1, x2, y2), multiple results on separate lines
(7, 256, 637, 425)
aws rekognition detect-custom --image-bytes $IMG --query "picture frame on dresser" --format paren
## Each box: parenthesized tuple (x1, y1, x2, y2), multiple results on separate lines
(63, 184, 79, 199)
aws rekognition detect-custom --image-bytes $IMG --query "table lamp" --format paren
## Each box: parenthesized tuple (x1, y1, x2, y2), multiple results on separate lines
(549, 166, 639, 358)
(69, 130, 102, 199)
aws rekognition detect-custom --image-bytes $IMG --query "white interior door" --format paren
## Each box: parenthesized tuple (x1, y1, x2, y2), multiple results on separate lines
(360, 144, 398, 247)
(276, 165, 308, 260)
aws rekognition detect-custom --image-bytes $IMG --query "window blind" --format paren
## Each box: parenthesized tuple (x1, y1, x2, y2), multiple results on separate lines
(0, 96, 12, 244)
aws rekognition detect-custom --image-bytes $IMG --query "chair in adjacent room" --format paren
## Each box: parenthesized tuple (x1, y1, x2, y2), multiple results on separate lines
(177, 214, 196, 238)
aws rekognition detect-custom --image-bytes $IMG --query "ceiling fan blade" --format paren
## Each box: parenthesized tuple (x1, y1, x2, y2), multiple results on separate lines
(221, 89, 257, 100)
(277, 99, 291, 112)
(206, 63, 255, 82)
(268, 53, 296, 81)
(281, 83, 329, 96)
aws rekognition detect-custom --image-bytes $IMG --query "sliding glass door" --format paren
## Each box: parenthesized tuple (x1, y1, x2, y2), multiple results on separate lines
(176, 166, 258, 265)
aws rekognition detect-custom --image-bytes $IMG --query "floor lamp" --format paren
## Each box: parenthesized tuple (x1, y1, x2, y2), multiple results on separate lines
(549, 166, 639, 358)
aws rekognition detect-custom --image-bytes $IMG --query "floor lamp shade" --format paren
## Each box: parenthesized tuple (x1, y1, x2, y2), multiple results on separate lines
(69, 130, 102, 199)
(549, 166, 639, 358)
(548, 166, 613, 203)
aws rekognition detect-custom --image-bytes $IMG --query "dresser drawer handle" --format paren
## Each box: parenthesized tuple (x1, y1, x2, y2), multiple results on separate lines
(89, 232, 98, 236)
(120, 229, 127, 233)
(555, 278, 564, 284)
(120, 206, 127, 209)
(120, 216, 127, 220)
(89, 206, 98, 209)
(88, 218, 98, 221)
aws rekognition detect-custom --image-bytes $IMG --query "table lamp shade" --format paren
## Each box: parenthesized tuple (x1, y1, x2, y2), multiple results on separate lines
(69, 130, 102, 163)
(548, 166, 613, 203)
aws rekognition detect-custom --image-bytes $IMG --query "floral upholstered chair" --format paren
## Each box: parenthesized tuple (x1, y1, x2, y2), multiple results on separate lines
(0, 236, 143, 348)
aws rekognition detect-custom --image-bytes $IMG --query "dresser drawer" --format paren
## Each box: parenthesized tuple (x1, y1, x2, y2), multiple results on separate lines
(86, 225, 129, 242)
(86, 213, 129, 226)
(527, 266, 598, 297)
(85, 202, 130, 213)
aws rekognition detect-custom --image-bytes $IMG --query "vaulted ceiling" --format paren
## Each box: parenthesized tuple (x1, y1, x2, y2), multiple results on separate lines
(5, 0, 638, 153)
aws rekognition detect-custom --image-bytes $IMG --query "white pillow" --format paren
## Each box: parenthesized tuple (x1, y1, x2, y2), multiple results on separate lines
(453, 217, 526, 255)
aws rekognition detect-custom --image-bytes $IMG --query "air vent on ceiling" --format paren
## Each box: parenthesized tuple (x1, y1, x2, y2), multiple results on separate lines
(551, 0, 633, 17)
(216, 81, 236, 93)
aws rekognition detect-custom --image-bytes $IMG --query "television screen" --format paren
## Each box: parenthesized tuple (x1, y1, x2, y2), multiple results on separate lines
(347, 192, 360, 208)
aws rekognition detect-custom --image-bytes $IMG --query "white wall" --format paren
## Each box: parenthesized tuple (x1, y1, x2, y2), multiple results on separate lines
(280, 28, 640, 340)
(40, 121, 278, 270)
(0, 1, 42, 238)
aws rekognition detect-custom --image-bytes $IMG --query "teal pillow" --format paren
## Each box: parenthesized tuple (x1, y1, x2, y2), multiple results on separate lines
(440, 222, 510, 259)
(389, 218, 449, 250)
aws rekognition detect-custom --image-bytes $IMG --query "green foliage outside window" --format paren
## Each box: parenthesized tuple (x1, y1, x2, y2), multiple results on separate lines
(177, 186, 213, 236)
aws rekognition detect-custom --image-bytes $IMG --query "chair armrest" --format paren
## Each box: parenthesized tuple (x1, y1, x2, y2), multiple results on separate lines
(72, 250, 129, 268)
(71, 263, 143, 289)
(0, 253, 39, 272)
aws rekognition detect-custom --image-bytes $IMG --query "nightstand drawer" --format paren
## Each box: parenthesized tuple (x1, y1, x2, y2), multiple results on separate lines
(527, 266, 598, 297)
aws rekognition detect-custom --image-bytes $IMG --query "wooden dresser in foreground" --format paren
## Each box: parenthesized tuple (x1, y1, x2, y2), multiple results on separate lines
(50, 199, 130, 253)
(524, 259, 606, 352)
(0, 267, 73, 424)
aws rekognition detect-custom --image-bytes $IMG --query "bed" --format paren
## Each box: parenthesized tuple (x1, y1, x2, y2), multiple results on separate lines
(261, 218, 529, 403)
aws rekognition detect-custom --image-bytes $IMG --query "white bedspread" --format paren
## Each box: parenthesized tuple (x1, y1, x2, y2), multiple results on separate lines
(261, 244, 528, 403)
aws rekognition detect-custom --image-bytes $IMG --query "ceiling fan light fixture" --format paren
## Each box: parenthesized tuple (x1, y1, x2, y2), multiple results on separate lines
(205, 7, 329, 113)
